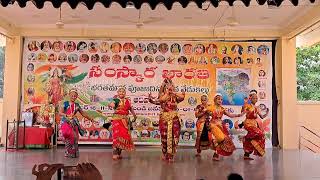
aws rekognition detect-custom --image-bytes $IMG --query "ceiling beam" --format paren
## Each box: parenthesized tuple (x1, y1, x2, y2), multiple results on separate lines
(0, 15, 19, 37)
(296, 28, 320, 47)
(281, 5, 320, 39)
(18, 27, 281, 39)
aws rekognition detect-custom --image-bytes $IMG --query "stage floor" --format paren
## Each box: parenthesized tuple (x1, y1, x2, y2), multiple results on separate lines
(0, 147, 319, 180)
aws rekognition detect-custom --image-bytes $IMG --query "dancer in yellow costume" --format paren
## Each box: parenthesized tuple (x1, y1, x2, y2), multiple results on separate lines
(206, 93, 241, 161)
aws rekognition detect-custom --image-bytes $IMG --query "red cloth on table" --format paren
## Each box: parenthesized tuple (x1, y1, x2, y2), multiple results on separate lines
(8, 127, 54, 147)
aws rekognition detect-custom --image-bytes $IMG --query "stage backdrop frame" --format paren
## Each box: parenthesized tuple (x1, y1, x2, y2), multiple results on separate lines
(20, 37, 276, 148)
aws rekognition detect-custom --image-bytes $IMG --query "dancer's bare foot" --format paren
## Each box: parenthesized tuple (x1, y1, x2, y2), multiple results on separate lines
(195, 153, 201, 157)
(212, 153, 220, 161)
(244, 156, 254, 160)
(161, 155, 166, 161)
(168, 158, 174, 163)
(112, 155, 119, 160)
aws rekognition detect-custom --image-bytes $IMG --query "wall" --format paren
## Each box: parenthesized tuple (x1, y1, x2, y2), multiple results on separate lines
(0, 26, 300, 149)
(297, 103, 320, 152)
(298, 103, 320, 131)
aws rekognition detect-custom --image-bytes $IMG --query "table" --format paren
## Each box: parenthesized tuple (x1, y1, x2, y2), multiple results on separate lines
(8, 127, 54, 149)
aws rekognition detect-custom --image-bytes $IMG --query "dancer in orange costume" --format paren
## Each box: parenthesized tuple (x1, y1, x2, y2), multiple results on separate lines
(239, 90, 269, 160)
(207, 93, 241, 161)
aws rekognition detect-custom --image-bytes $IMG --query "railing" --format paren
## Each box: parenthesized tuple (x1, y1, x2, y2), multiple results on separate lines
(299, 125, 320, 153)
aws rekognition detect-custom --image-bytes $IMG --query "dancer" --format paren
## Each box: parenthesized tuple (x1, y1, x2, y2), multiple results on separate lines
(157, 78, 185, 162)
(194, 95, 212, 156)
(207, 93, 241, 161)
(239, 90, 269, 160)
(108, 87, 137, 160)
(60, 89, 93, 158)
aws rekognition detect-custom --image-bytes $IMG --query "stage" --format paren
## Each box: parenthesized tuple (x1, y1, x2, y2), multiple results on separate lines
(0, 147, 319, 180)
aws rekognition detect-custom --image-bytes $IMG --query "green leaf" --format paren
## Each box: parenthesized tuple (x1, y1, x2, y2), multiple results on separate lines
(65, 73, 87, 84)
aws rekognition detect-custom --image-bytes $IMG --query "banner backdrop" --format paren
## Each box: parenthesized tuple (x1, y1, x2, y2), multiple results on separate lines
(22, 38, 272, 148)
